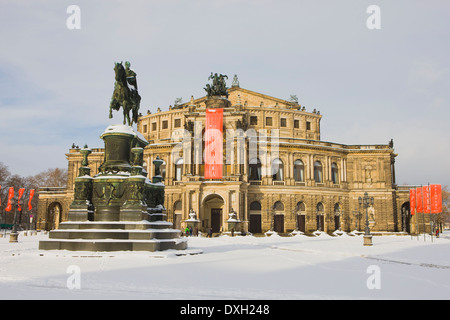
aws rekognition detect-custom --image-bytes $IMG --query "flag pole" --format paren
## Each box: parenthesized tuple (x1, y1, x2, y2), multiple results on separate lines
(429, 183, 433, 243)
(416, 187, 419, 241)
(421, 184, 426, 242)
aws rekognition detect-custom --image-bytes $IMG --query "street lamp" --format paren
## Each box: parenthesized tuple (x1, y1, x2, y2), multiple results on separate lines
(359, 192, 374, 246)
(9, 189, 24, 243)
(2, 187, 34, 243)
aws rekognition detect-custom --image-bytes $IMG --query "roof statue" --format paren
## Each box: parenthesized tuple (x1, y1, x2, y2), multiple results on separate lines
(231, 74, 240, 87)
(204, 72, 229, 98)
(109, 61, 141, 126)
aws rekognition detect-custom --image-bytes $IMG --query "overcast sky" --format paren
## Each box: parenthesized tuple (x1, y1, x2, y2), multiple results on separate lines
(0, 0, 449, 188)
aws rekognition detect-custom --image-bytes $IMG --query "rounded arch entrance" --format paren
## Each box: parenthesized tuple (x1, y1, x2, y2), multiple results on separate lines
(45, 202, 63, 231)
(401, 202, 411, 233)
(201, 193, 225, 233)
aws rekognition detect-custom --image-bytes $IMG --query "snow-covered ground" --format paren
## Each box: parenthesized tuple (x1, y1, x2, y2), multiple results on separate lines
(1, 230, 449, 300)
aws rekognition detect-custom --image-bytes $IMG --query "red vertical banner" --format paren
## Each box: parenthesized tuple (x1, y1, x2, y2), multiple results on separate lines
(204, 108, 223, 179)
(409, 189, 416, 215)
(430, 184, 442, 214)
(416, 187, 423, 213)
(28, 189, 35, 211)
(0, 185, 2, 208)
(5, 187, 14, 212)
(423, 186, 431, 214)
(18, 188, 25, 211)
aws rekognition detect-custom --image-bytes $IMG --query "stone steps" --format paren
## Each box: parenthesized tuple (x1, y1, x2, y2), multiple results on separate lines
(39, 238, 187, 252)
(48, 229, 181, 240)
(57, 220, 172, 230)
(39, 220, 187, 252)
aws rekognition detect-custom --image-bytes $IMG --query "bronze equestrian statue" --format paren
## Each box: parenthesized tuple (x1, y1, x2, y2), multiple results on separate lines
(109, 61, 141, 126)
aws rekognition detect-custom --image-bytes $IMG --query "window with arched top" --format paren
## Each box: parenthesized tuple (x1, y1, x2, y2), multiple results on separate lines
(296, 201, 306, 213)
(159, 159, 166, 180)
(331, 162, 339, 184)
(314, 161, 323, 183)
(271, 158, 284, 181)
(294, 159, 304, 182)
(334, 203, 341, 230)
(316, 202, 324, 213)
(175, 158, 183, 181)
(334, 203, 341, 214)
(316, 202, 324, 231)
(249, 201, 262, 234)
(250, 201, 262, 211)
(274, 201, 284, 211)
(249, 158, 261, 181)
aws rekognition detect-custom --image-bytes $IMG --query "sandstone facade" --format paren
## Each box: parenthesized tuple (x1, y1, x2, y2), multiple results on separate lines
(38, 82, 414, 234)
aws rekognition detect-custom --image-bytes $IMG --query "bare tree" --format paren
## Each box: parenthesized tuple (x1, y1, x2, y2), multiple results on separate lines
(28, 168, 68, 188)
(441, 185, 449, 230)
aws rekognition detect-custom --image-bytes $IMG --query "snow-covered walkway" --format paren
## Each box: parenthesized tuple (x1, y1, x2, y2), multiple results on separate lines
(1, 231, 449, 300)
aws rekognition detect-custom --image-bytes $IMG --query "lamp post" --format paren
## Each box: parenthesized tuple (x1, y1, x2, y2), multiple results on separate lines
(359, 192, 374, 246)
(9, 193, 23, 243)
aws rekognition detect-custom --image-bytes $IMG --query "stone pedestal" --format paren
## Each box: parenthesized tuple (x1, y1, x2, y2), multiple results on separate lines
(9, 232, 18, 243)
(205, 96, 231, 109)
(363, 235, 373, 246)
(185, 209, 200, 233)
(39, 124, 187, 252)
(227, 210, 241, 236)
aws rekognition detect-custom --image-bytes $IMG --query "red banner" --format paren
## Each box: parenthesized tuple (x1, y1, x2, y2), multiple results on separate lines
(5, 187, 14, 212)
(18, 188, 25, 211)
(416, 187, 423, 213)
(423, 185, 431, 214)
(204, 108, 223, 179)
(0, 185, 1, 208)
(409, 189, 416, 215)
(28, 189, 35, 211)
(430, 184, 442, 214)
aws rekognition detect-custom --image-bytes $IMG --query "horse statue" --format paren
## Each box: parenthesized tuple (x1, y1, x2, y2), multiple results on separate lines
(109, 61, 141, 126)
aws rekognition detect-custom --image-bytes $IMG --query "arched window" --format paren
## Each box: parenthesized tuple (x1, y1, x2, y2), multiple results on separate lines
(272, 158, 284, 181)
(296, 201, 306, 213)
(316, 202, 324, 213)
(334, 203, 341, 231)
(316, 202, 324, 231)
(294, 159, 304, 182)
(249, 201, 262, 234)
(249, 158, 261, 181)
(273, 201, 285, 233)
(334, 203, 340, 214)
(296, 201, 306, 232)
(331, 162, 338, 184)
(250, 201, 262, 211)
(314, 161, 323, 183)
(274, 201, 284, 211)
(175, 158, 183, 181)
(160, 159, 166, 180)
